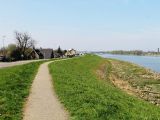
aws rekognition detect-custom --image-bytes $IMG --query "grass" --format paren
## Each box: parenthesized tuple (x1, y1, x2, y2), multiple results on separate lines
(49, 54, 160, 120)
(0, 61, 43, 120)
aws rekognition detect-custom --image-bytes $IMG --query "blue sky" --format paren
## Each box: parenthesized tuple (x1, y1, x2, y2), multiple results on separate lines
(0, 0, 160, 51)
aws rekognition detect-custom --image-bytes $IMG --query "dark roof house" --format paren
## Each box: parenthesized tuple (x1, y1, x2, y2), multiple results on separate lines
(40, 49, 53, 59)
(0, 56, 4, 61)
(28, 48, 55, 59)
(0, 52, 5, 61)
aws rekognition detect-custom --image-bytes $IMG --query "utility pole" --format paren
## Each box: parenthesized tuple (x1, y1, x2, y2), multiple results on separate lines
(2, 36, 6, 56)
(44, 52, 45, 59)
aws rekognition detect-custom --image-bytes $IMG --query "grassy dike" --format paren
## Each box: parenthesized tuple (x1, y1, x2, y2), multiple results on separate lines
(49, 55, 160, 120)
(0, 61, 43, 120)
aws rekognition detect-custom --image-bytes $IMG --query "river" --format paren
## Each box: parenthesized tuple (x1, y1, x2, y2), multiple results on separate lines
(99, 54, 160, 73)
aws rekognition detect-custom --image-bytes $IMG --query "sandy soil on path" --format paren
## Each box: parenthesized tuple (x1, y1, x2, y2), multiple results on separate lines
(23, 61, 69, 120)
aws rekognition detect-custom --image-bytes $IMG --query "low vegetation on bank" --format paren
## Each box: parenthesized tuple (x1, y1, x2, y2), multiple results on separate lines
(49, 55, 160, 120)
(0, 61, 43, 120)
(109, 58, 160, 105)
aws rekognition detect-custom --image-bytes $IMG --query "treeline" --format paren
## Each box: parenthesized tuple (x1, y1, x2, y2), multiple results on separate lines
(107, 50, 160, 56)
(0, 31, 67, 62)
(108, 50, 160, 56)
(0, 31, 36, 61)
(107, 50, 145, 55)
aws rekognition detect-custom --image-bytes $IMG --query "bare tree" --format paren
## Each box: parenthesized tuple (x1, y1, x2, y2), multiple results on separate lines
(15, 31, 35, 58)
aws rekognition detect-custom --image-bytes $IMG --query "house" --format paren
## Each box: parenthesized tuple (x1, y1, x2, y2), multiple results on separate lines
(34, 49, 44, 59)
(0, 55, 4, 61)
(40, 48, 53, 59)
(65, 49, 78, 57)
(29, 49, 44, 59)
(51, 50, 61, 58)
(0, 52, 5, 61)
(29, 48, 53, 59)
(29, 49, 40, 59)
(29, 48, 68, 59)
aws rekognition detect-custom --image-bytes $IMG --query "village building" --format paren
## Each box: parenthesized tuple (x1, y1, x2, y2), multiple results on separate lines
(29, 48, 66, 59)
(1, 47, 79, 61)
(40, 48, 53, 59)
(51, 50, 61, 58)
(0, 52, 5, 61)
(29, 49, 42, 59)
(29, 48, 53, 59)
(0, 55, 4, 61)
(65, 49, 78, 57)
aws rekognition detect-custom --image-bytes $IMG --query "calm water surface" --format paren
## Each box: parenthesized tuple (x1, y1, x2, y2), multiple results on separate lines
(99, 54, 160, 73)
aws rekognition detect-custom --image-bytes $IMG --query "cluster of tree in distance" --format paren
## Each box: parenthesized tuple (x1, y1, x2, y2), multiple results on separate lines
(0, 31, 67, 61)
(107, 50, 160, 56)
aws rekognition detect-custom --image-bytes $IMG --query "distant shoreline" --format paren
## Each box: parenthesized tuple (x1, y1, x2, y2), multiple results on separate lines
(93, 52, 160, 57)
(105, 50, 160, 57)
(106, 53, 160, 57)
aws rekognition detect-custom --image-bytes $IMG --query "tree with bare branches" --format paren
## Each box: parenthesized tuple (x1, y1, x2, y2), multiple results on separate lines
(15, 31, 35, 59)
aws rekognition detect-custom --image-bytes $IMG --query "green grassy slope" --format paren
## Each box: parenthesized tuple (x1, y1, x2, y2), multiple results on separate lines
(0, 61, 43, 120)
(49, 55, 160, 120)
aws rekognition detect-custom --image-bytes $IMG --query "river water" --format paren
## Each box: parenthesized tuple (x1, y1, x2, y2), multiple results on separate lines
(99, 54, 160, 73)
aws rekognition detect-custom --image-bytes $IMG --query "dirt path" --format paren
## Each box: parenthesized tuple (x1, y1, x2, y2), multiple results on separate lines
(23, 61, 69, 120)
(0, 59, 44, 68)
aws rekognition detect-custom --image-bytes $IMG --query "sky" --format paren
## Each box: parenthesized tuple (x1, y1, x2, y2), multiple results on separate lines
(0, 0, 160, 51)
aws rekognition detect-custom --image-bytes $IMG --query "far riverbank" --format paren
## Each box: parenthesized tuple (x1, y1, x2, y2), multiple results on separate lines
(99, 53, 160, 72)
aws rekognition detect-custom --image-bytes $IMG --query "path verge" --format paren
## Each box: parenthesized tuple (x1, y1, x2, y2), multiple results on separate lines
(23, 61, 68, 120)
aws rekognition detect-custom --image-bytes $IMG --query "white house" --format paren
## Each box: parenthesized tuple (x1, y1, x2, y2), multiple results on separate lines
(65, 49, 78, 57)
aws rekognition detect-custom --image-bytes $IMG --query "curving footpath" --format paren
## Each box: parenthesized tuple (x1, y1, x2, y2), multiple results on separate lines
(23, 61, 68, 120)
